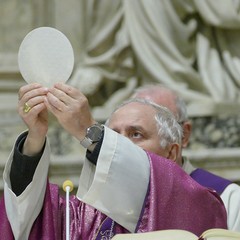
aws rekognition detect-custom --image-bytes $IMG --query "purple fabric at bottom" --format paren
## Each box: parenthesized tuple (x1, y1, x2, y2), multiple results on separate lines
(0, 152, 227, 239)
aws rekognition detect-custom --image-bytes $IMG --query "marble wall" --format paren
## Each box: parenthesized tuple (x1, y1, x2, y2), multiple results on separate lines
(185, 114, 240, 184)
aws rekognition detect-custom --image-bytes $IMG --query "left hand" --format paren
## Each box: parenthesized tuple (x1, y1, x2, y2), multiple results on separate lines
(18, 83, 49, 156)
(45, 83, 96, 141)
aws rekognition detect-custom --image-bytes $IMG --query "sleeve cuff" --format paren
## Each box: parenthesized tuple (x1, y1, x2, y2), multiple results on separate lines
(10, 131, 45, 196)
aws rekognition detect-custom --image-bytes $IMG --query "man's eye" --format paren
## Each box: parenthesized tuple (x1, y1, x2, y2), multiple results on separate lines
(131, 132, 142, 138)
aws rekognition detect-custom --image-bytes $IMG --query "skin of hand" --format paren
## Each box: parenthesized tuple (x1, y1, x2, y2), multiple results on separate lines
(18, 83, 49, 156)
(44, 83, 96, 142)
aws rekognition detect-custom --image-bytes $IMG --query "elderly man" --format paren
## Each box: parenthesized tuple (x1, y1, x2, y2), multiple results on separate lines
(132, 84, 240, 231)
(0, 83, 226, 239)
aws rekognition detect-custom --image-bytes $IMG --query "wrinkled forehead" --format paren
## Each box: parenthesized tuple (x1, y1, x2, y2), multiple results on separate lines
(108, 102, 157, 125)
(134, 89, 178, 116)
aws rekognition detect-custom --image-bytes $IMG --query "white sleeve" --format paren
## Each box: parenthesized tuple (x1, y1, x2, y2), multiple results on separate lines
(3, 137, 51, 240)
(221, 183, 240, 231)
(77, 127, 150, 233)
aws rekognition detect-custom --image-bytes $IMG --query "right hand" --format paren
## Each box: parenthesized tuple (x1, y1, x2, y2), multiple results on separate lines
(45, 83, 96, 141)
(18, 83, 49, 156)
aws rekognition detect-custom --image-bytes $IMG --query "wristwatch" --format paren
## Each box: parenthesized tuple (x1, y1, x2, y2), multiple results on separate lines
(80, 123, 104, 148)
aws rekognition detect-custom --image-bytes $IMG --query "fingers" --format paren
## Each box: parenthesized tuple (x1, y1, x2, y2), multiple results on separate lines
(47, 87, 72, 108)
(46, 83, 86, 113)
(52, 82, 83, 100)
(45, 92, 65, 114)
(18, 83, 48, 115)
(18, 83, 41, 100)
(21, 100, 46, 117)
(19, 83, 48, 102)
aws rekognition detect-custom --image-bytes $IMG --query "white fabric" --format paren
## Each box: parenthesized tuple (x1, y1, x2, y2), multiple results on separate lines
(183, 158, 240, 231)
(3, 128, 150, 239)
(3, 138, 51, 240)
(77, 126, 150, 232)
(221, 184, 240, 231)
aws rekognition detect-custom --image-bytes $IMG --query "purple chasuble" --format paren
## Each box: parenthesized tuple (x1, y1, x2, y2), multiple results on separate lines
(0, 183, 128, 240)
(137, 152, 227, 236)
(190, 168, 232, 195)
(0, 152, 227, 239)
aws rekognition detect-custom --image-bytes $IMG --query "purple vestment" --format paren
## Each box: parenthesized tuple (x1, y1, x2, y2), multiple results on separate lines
(191, 168, 232, 195)
(0, 152, 227, 239)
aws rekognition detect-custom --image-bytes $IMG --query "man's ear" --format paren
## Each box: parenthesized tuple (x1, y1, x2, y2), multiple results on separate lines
(182, 121, 192, 148)
(166, 143, 180, 163)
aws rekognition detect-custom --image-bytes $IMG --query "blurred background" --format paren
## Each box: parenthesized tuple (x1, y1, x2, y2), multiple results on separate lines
(1, 0, 240, 195)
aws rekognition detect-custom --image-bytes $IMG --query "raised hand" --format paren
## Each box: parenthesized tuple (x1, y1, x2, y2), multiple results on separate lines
(18, 83, 49, 155)
(45, 83, 96, 141)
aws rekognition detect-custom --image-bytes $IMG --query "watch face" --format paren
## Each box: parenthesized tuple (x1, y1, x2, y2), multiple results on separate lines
(87, 124, 103, 142)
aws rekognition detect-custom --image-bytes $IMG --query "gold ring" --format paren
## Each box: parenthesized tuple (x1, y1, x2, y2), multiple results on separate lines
(23, 102, 31, 113)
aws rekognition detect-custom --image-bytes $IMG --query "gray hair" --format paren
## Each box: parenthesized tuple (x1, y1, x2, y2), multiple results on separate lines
(106, 98, 183, 148)
(174, 95, 188, 123)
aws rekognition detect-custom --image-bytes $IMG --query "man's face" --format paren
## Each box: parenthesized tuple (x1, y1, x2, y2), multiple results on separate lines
(108, 102, 170, 157)
(134, 89, 191, 150)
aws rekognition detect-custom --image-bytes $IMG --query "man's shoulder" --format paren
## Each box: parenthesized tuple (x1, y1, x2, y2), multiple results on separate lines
(190, 168, 232, 195)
